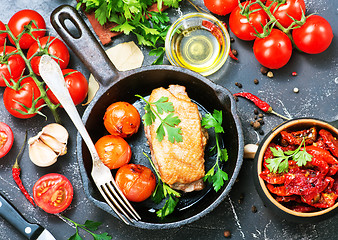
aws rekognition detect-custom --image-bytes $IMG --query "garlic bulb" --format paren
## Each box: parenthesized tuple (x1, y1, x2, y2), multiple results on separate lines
(28, 123, 69, 167)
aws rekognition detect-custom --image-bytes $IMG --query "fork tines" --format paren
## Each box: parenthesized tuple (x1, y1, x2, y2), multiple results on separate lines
(97, 178, 141, 225)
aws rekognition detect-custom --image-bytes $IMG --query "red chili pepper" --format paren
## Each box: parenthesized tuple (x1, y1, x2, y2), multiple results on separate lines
(12, 132, 35, 207)
(233, 92, 290, 120)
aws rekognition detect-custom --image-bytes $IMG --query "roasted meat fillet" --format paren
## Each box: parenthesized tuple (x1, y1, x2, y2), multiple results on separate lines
(144, 85, 208, 192)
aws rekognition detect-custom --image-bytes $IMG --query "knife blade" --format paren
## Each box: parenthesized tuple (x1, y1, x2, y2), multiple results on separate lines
(0, 192, 56, 240)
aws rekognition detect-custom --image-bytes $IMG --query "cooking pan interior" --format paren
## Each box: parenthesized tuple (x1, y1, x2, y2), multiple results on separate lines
(78, 67, 243, 228)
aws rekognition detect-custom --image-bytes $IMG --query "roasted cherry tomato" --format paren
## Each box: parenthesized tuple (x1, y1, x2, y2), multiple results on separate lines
(0, 122, 14, 158)
(265, 0, 306, 28)
(0, 21, 7, 46)
(3, 77, 44, 119)
(46, 69, 88, 106)
(95, 135, 131, 169)
(204, 0, 238, 16)
(253, 29, 292, 69)
(33, 173, 73, 214)
(8, 9, 46, 49)
(104, 102, 141, 138)
(229, 1, 268, 41)
(292, 15, 333, 54)
(115, 164, 156, 202)
(27, 36, 70, 76)
(0, 46, 26, 87)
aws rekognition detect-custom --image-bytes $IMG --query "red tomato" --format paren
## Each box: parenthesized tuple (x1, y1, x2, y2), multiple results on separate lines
(0, 122, 14, 158)
(0, 21, 7, 46)
(115, 164, 156, 202)
(3, 77, 44, 119)
(103, 102, 141, 138)
(8, 9, 46, 49)
(266, 0, 306, 28)
(95, 135, 131, 169)
(33, 173, 73, 214)
(46, 69, 88, 106)
(229, 1, 268, 41)
(27, 36, 70, 76)
(204, 0, 238, 16)
(253, 29, 292, 69)
(0, 46, 26, 87)
(292, 15, 333, 54)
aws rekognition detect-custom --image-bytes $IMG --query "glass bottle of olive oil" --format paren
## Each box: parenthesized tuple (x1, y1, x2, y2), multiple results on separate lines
(173, 26, 222, 73)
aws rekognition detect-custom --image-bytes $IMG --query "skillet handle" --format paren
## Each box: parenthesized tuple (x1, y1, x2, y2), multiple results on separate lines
(50, 5, 118, 86)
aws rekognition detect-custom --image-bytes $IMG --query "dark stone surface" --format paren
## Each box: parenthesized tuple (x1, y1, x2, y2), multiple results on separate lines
(0, 0, 337, 239)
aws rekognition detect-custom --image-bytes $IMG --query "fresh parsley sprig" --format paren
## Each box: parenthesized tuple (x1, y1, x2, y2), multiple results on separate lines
(61, 215, 112, 240)
(201, 110, 229, 192)
(136, 94, 183, 143)
(266, 138, 313, 173)
(143, 152, 181, 218)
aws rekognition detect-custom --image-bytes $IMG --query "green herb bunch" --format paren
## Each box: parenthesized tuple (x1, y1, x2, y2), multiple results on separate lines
(77, 0, 183, 64)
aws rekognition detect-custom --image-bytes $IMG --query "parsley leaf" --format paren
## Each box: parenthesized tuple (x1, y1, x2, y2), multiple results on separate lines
(61, 216, 112, 240)
(137, 95, 182, 143)
(266, 138, 313, 173)
(202, 110, 229, 192)
(144, 152, 181, 218)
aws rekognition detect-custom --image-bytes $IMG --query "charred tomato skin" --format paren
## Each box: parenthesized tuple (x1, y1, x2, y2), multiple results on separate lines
(103, 102, 141, 138)
(115, 164, 156, 202)
(94, 135, 132, 169)
(33, 173, 73, 214)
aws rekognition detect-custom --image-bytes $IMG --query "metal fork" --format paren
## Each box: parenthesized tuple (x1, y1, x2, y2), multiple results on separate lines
(39, 55, 141, 225)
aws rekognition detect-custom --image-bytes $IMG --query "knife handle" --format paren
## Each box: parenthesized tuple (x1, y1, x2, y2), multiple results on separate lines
(0, 193, 44, 240)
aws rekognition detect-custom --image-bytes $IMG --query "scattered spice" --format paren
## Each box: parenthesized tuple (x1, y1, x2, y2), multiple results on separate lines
(238, 193, 244, 203)
(258, 129, 265, 135)
(254, 109, 258, 115)
(292, 71, 298, 76)
(230, 37, 235, 43)
(254, 115, 258, 120)
(233, 95, 238, 101)
(260, 66, 268, 75)
(267, 71, 274, 78)
(224, 230, 231, 238)
(233, 92, 290, 120)
(250, 120, 254, 126)
(258, 113, 264, 118)
(251, 205, 257, 213)
(231, 49, 238, 56)
(229, 48, 238, 61)
(293, 87, 299, 93)
(253, 121, 261, 130)
(254, 78, 259, 84)
(12, 132, 35, 207)
(234, 82, 242, 88)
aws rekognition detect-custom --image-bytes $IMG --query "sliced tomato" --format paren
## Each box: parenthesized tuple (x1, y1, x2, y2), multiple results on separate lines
(0, 122, 14, 158)
(115, 164, 156, 202)
(33, 173, 73, 214)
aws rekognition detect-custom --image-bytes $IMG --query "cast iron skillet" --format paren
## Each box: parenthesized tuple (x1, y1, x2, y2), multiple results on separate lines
(253, 118, 338, 223)
(51, 5, 244, 229)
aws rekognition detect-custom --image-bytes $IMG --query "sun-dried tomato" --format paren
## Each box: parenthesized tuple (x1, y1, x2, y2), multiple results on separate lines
(280, 127, 317, 146)
(266, 184, 293, 196)
(319, 129, 338, 158)
(290, 205, 318, 213)
(313, 138, 330, 151)
(305, 156, 329, 175)
(328, 164, 338, 176)
(303, 191, 338, 209)
(276, 195, 301, 203)
(260, 170, 286, 184)
(300, 177, 334, 206)
(306, 145, 338, 165)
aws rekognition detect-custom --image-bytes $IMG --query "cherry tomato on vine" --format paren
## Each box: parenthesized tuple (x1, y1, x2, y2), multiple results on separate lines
(0, 122, 14, 158)
(0, 21, 7, 46)
(27, 36, 70, 76)
(0, 46, 26, 87)
(115, 164, 156, 202)
(8, 9, 46, 49)
(3, 77, 44, 119)
(103, 102, 141, 138)
(229, 1, 268, 41)
(95, 135, 132, 169)
(46, 69, 88, 106)
(292, 15, 333, 54)
(33, 173, 73, 214)
(265, 0, 306, 28)
(204, 0, 238, 16)
(253, 29, 292, 69)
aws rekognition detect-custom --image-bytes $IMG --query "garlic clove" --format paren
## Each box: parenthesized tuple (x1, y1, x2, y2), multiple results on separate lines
(244, 144, 259, 159)
(39, 134, 67, 156)
(29, 139, 58, 167)
(41, 123, 69, 144)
